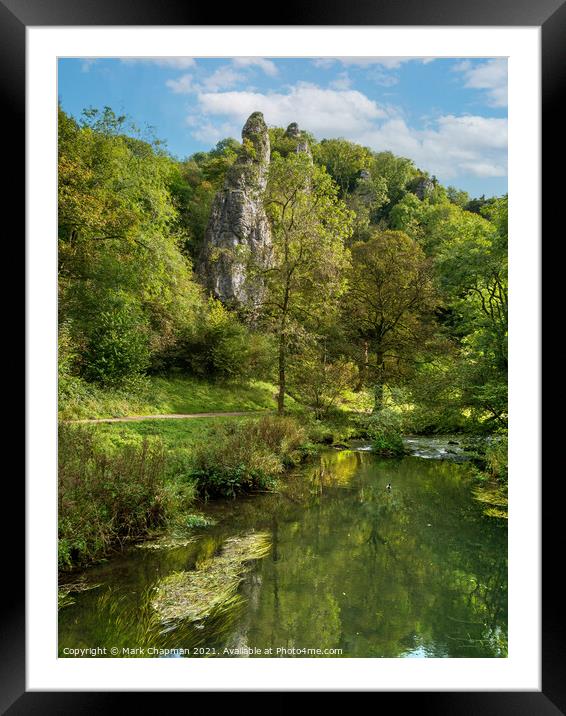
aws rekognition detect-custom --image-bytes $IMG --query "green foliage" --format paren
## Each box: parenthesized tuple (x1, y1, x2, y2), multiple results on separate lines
(58, 424, 173, 568)
(83, 293, 150, 386)
(446, 186, 470, 207)
(388, 193, 427, 241)
(189, 416, 307, 498)
(58, 105, 203, 387)
(484, 433, 508, 483)
(370, 151, 419, 217)
(314, 138, 373, 196)
(364, 408, 405, 456)
(290, 350, 358, 419)
(430, 197, 508, 425)
(346, 229, 437, 411)
(268, 126, 315, 158)
(175, 298, 276, 380)
(183, 513, 216, 528)
(58, 104, 507, 456)
(346, 172, 388, 242)
(262, 152, 353, 413)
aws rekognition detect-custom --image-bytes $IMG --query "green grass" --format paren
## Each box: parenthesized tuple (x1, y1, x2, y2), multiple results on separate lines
(59, 374, 301, 420)
(92, 416, 244, 450)
(58, 423, 177, 570)
(59, 412, 317, 569)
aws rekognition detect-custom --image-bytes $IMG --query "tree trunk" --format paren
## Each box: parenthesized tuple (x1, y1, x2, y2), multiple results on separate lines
(355, 340, 369, 392)
(372, 352, 385, 413)
(277, 331, 286, 415)
(373, 382, 384, 413)
(277, 281, 291, 416)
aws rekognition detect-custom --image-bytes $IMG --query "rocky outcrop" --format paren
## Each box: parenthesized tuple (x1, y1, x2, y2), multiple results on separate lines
(285, 122, 311, 157)
(408, 174, 436, 200)
(199, 112, 272, 307)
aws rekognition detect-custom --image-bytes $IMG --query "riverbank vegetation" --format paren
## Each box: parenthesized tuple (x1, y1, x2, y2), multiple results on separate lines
(58, 105, 507, 569)
(59, 414, 320, 568)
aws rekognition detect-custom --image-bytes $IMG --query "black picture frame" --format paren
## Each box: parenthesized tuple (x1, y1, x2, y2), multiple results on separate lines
(11, 0, 554, 710)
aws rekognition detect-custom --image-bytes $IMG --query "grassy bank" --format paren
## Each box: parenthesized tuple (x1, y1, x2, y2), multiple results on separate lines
(58, 374, 507, 570)
(59, 374, 301, 421)
(59, 413, 328, 570)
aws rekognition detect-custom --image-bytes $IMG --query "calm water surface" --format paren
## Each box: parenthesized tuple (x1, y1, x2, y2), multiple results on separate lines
(59, 446, 507, 658)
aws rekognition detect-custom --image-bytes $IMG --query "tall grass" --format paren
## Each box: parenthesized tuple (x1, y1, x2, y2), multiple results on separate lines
(58, 424, 174, 569)
(59, 415, 315, 568)
(189, 415, 308, 498)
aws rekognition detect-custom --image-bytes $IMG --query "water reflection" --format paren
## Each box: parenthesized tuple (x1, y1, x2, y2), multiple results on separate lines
(59, 450, 507, 658)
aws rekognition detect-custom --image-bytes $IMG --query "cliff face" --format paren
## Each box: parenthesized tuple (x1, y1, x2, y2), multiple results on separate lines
(199, 112, 272, 307)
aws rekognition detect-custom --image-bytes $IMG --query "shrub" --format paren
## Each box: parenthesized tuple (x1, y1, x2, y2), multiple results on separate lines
(58, 424, 171, 568)
(306, 421, 335, 444)
(175, 299, 276, 381)
(189, 415, 307, 498)
(484, 433, 508, 483)
(365, 408, 405, 456)
(82, 294, 150, 387)
(289, 353, 358, 419)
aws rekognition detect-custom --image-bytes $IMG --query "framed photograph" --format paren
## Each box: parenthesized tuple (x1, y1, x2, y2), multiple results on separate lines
(13, 0, 555, 708)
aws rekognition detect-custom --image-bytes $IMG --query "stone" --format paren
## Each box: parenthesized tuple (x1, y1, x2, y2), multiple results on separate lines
(199, 112, 272, 307)
(408, 175, 436, 200)
(285, 122, 301, 138)
(285, 122, 312, 158)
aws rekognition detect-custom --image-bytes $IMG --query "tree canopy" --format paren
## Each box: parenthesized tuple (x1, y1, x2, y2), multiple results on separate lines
(58, 105, 507, 433)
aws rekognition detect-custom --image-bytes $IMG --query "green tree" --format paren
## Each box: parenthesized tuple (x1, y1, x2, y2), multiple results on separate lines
(314, 138, 373, 196)
(446, 186, 471, 207)
(370, 151, 419, 218)
(289, 349, 358, 419)
(83, 293, 150, 386)
(175, 298, 276, 380)
(58, 106, 202, 384)
(435, 199, 508, 372)
(407, 197, 508, 428)
(261, 153, 353, 413)
(346, 230, 437, 411)
(346, 172, 388, 243)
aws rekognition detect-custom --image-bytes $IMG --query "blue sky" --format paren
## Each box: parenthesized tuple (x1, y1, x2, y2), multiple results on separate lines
(58, 57, 507, 198)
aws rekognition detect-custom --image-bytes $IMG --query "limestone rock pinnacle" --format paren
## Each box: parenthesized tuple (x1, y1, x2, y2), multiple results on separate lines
(199, 112, 272, 307)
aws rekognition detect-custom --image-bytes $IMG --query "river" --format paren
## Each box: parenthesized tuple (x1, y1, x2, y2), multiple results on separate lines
(58, 439, 507, 658)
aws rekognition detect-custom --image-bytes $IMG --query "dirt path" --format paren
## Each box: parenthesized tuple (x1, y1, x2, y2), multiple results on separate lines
(70, 411, 262, 424)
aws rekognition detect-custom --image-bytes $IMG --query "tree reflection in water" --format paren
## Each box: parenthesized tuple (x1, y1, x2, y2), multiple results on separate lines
(59, 450, 507, 658)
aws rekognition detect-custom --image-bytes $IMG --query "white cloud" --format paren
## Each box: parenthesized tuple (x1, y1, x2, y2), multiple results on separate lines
(232, 57, 278, 76)
(459, 161, 506, 177)
(190, 119, 241, 144)
(453, 58, 507, 107)
(366, 68, 399, 87)
(201, 66, 246, 91)
(195, 82, 386, 138)
(166, 74, 195, 94)
(357, 114, 507, 178)
(314, 57, 433, 69)
(166, 66, 246, 94)
(329, 72, 352, 90)
(313, 57, 431, 90)
(187, 81, 507, 181)
(121, 57, 197, 69)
